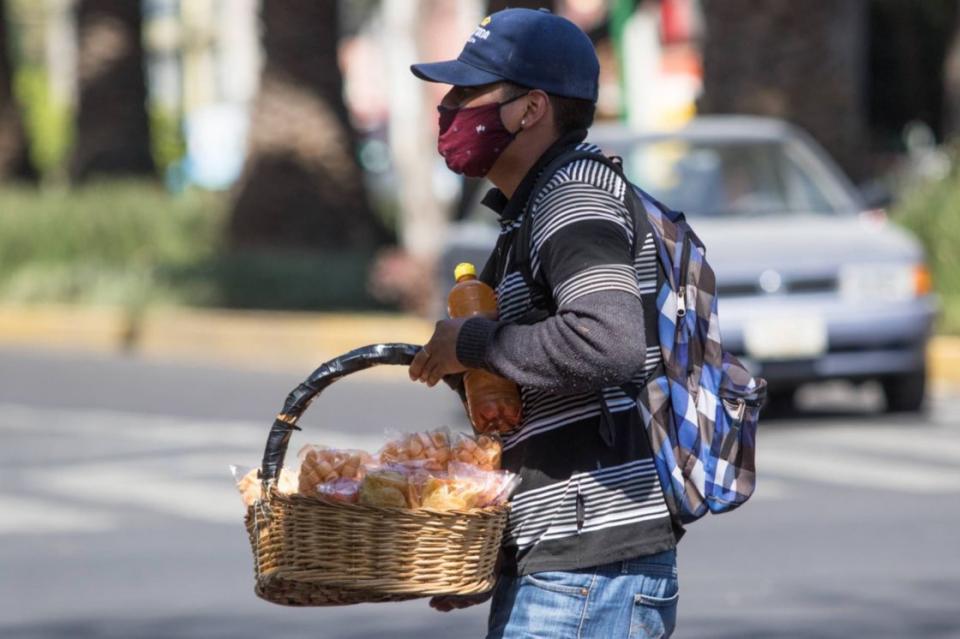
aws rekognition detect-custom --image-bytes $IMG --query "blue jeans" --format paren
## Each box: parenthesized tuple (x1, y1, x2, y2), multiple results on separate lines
(486, 549, 679, 639)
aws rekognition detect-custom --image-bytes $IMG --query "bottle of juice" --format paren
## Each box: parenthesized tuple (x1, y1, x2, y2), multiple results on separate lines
(447, 262, 522, 434)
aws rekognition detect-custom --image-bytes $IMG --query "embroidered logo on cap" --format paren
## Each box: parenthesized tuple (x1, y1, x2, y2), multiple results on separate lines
(470, 15, 492, 43)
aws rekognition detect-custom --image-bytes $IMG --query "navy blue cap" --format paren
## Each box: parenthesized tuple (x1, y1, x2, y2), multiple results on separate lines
(411, 8, 599, 102)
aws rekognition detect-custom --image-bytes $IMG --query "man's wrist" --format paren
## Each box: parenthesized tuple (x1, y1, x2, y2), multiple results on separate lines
(455, 317, 499, 369)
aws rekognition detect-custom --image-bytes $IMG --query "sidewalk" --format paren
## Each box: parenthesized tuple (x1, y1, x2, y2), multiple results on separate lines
(0, 305, 433, 374)
(1, 304, 958, 388)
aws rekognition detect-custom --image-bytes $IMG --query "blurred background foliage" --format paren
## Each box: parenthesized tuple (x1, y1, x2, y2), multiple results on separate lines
(0, 182, 218, 308)
(0, 0, 958, 329)
(14, 64, 71, 176)
(894, 142, 960, 333)
(0, 182, 383, 310)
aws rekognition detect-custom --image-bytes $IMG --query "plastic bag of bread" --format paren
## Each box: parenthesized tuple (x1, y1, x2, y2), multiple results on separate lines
(358, 465, 412, 508)
(451, 432, 502, 470)
(406, 463, 519, 511)
(377, 428, 452, 471)
(316, 478, 362, 504)
(447, 461, 521, 508)
(417, 475, 484, 511)
(297, 445, 372, 498)
(230, 465, 299, 507)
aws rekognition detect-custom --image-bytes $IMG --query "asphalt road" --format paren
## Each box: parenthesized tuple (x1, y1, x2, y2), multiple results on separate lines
(2, 347, 959, 639)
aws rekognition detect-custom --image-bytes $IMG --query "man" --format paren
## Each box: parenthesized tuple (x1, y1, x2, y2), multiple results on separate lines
(408, 9, 679, 638)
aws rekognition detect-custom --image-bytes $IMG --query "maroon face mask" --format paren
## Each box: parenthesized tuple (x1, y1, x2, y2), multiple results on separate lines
(436, 94, 525, 178)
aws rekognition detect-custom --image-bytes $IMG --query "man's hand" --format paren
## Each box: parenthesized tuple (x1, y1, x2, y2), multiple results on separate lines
(409, 318, 469, 387)
(428, 589, 493, 612)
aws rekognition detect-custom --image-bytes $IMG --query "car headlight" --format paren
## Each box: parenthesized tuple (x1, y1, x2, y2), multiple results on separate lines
(839, 263, 932, 302)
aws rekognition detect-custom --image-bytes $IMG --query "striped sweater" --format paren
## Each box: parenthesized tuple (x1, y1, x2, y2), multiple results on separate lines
(456, 134, 677, 576)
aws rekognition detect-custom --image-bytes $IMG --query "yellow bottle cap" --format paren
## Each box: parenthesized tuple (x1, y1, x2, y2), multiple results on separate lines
(454, 262, 477, 281)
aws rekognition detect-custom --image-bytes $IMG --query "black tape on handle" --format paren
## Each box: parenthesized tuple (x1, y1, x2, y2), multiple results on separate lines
(259, 343, 421, 483)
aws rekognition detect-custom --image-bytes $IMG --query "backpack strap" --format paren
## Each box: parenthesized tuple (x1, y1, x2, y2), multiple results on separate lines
(512, 150, 638, 307)
(511, 149, 648, 447)
(477, 235, 502, 287)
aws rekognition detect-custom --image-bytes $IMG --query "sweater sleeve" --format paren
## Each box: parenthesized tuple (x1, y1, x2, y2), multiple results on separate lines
(456, 175, 647, 393)
(456, 290, 646, 393)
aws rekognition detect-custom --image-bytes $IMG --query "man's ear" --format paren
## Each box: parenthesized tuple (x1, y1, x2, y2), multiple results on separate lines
(521, 90, 551, 130)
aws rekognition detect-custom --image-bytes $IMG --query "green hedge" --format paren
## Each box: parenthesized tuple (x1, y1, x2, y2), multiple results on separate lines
(0, 181, 385, 312)
(16, 66, 186, 180)
(4, 169, 957, 327)
(892, 151, 960, 334)
(14, 65, 72, 178)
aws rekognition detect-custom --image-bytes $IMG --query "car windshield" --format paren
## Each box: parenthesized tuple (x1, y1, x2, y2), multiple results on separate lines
(620, 140, 851, 217)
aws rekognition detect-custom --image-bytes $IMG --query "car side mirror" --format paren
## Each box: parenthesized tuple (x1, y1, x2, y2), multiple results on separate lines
(858, 180, 894, 210)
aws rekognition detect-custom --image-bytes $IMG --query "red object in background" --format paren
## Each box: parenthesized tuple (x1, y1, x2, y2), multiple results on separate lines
(661, 0, 694, 44)
(660, 0, 703, 83)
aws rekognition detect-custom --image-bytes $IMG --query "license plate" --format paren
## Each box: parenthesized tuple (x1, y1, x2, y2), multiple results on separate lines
(744, 315, 827, 360)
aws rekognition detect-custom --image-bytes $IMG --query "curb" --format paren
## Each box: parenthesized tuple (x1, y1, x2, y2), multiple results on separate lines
(0, 305, 433, 374)
(929, 334, 960, 389)
(1, 304, 958, 387)
(136, 308, 434, 374)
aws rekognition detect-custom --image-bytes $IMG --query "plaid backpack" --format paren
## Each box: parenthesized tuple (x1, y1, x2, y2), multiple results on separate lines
(513, 149, 768, 525)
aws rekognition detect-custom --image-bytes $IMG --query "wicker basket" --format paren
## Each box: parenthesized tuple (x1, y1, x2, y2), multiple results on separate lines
(245, 343, 509, 606)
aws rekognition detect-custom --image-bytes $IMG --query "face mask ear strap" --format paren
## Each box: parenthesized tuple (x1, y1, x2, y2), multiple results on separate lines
(500, 90, 530, 106)
(500, 90, 532, 133)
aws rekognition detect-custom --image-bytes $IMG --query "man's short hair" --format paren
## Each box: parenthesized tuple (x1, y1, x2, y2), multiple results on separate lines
(503, 82, 596, 134)
(549, 94, 596, 134)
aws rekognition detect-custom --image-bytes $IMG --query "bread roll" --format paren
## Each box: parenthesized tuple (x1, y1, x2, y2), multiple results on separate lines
(358, 469, 410, 508)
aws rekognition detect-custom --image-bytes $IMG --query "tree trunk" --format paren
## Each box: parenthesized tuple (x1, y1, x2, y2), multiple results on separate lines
(228, 0, 389, 251)
(487, 0, 554, 13)
(699, 0, 868, 181)
(867, 0, 959, 148)
(944, 2, 960, 141)
(0, 0, 36, 182)
(69, 0, 153, 182)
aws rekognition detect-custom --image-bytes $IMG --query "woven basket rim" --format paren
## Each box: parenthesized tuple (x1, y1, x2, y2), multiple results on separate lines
(254, 488, 511, 518)
(257, 569, 496, 593)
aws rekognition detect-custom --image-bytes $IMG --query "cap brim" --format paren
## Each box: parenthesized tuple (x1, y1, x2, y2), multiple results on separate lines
(410, 59, 504, 87)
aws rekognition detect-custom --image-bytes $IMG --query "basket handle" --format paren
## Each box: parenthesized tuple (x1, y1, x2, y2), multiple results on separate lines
(260, 343, 421, 484)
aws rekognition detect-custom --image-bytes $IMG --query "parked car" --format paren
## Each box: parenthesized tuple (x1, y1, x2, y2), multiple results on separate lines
(439, 115, 938, 412)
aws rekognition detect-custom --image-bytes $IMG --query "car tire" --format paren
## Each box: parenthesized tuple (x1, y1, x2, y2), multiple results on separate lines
(882, 370, 926, 413)
(762, 387, 796, 417)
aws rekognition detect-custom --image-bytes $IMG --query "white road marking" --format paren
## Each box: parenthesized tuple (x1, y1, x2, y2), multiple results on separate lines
(758, 448, 960, 493)
(774, 427, 960, 466)
(5, 400, 960, 537)
(1, 403, 401, 531)
(26, 465, 246, 524)
(750, 478, 790, 500)
(0, 402, 389, 452)
(0, 496, 118, 534)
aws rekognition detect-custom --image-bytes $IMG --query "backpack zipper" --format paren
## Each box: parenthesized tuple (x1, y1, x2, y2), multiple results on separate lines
(733, 398, 747, 424)
(676, 235, 695, 378)
(676, 234, 692, 319)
